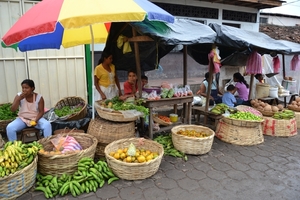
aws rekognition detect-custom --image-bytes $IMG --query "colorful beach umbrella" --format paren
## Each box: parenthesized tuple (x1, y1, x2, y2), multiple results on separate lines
(1, 0, 174, 51)
(1, 0, 174, 118)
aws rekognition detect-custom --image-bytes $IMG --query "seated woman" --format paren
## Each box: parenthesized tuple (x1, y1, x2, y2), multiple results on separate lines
(232, 72, 250, 105)
(196, 72, 222, 105)
(6, 79, 52, 141)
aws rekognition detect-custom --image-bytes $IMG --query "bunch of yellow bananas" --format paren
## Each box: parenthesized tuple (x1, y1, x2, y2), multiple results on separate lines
(0, 140, 42, 177)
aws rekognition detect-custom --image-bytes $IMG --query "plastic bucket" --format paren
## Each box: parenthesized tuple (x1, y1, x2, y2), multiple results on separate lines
(256, 83, 270, 98)
(269, 87, 278, 98)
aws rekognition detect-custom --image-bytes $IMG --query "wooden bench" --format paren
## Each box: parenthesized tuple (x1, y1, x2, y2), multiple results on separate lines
(192, 106, 223, 129)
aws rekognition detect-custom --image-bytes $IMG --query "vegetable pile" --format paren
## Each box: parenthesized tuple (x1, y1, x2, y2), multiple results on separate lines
(0, 103, 18, 120)
(228, 111, 262, 121)
(54, 103, 83, 117)
(102, 97, 149, 117)
(154, 134, 187, 161)
(35, 157, 119, 198)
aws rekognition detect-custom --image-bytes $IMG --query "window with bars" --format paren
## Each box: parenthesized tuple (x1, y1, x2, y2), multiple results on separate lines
(223, 10, 257, 23)
(154, 3, 219, 19)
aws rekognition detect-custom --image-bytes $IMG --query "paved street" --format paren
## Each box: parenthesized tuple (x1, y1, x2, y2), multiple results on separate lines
(18, 130, 300, 200)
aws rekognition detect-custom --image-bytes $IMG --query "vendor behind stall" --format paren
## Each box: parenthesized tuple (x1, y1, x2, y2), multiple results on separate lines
(119, 69, 138, 101)
(196, 72, 222, 105)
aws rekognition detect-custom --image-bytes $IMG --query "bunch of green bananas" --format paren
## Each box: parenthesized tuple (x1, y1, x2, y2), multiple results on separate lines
(35, 157, 119, 198)
(210, 103, 229, 115)
(154, 134, 187, 161)
(272, 110, 295, 120)
(0, 140, 41, 177)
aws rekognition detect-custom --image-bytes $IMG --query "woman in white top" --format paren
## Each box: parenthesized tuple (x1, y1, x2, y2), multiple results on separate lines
(6, 79, 52, 141)
(197, 72, 222, 105)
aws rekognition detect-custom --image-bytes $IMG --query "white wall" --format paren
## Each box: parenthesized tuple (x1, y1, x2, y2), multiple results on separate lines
(260, 14, 300, 26)
(151, 0, 260, 31)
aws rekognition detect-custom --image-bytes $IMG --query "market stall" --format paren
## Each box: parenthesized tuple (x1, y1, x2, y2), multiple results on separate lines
(102, 18, 216, 137)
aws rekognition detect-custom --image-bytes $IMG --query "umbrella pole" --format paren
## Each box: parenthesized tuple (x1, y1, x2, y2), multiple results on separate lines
(90, 25, 95, 119)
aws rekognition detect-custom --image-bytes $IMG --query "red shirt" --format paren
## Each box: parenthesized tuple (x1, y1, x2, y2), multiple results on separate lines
(123, 81, 138, 95)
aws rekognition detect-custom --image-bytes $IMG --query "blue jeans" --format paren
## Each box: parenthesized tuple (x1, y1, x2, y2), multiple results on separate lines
(6, 117, 52, 141)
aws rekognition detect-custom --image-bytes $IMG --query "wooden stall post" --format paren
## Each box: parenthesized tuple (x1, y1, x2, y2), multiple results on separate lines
(249, 74, 254, 100)
(204, 56, 214, 124)
(132, 28, 143, 98)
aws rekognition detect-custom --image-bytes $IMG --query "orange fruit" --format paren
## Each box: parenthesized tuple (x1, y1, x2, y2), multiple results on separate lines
(137, 155, 146, 163)
(120, 153, 126, 160)
(145, 150, 151, 156)
(109, 151, 115, 157)
(126, 156, 132, 163)
(123, 148, 128, 153)
(113, 153, 120, 160)
(117, 149, 123, 154)
(146, 154, 153, 162)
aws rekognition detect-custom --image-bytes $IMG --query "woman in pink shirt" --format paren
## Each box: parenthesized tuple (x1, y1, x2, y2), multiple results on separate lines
(6, 79, 52, 141)
(232, 72, 250, 105)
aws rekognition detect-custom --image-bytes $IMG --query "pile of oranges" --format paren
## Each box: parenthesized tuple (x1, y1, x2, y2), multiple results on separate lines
(177, 130, 210, 138)
(109, 148, 159, 163)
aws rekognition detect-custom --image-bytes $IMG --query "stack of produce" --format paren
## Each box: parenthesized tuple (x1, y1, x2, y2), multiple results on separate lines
(251, 99, 284, 113)
(272, 110, 295, 120)
(0, 141, 42, 177)
(35, 157, 118, 198)
(0, 103, 18, 131)
(0, 103, 18, 121)
(54, 103, 83, 118)
(108, 143, 159, 163)
(287, 97, 300, 111)
(228, 111, 263, 121)
(171, 125, 215, 155)
(154, 135, 187, 161)
(210, 103, 236, 115)
(100, 97, 149, 117)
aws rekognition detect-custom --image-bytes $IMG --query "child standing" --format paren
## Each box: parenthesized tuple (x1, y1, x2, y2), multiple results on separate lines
(222, 85, 236, 107)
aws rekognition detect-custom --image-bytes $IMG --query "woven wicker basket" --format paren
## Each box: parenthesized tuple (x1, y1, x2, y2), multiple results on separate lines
(295, 111, 300, 129)
(54, 96, 87, 121)
(262, 116, 297, 137)
(0, 103, 16, 131)
(222, 116, 264, 128)
(37, 132, 97, 176)
(153, 117, 172, 126)
(0, 156, 37, 200)
(95, 101, 138, 122)
(87, 118, 135, 157)
(171, 125, 215, 155)
(95, 142, 108, 157)
(215, 119, 264, 146)
(53, 127, 85, 135)
(104, 138, 164, 180)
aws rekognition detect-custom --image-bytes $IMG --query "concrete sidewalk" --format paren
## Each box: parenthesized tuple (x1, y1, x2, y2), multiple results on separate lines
(19, 129, 300, 200)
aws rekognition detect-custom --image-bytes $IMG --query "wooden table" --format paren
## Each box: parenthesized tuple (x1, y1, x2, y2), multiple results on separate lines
(143, 96, 193, 139)
(192, 106, 223, 130)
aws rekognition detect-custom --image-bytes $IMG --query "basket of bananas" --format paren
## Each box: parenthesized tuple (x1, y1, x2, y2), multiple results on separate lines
(0, 141, 41, 200)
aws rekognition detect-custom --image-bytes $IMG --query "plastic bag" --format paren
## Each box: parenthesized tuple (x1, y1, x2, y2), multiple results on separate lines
(51, 135, 82, 153)
(185, 85, 193, 96)
(148, 90, 161, 100)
